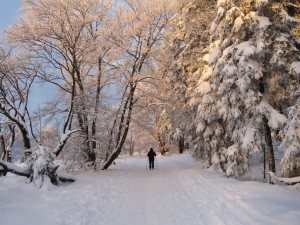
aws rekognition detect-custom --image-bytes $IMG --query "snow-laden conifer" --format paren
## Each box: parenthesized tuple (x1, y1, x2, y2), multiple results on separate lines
(168, 0, 217, 161)
(281, 98, 300, 177)
(193, 0, 300, 176)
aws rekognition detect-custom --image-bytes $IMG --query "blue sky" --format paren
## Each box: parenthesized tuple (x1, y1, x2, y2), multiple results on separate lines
(0, 0, 22, 33)
(0, 0, 55, 112)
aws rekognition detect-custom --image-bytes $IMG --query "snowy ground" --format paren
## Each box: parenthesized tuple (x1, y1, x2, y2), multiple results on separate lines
(1, 153, 300, 225)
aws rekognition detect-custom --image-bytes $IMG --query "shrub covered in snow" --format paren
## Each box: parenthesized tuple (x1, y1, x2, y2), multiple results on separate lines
(26, 146, 59, 188)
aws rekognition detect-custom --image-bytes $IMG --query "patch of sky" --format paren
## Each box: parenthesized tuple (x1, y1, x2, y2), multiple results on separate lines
(1, 1, 56, 113)
(0, 0, 22, 36)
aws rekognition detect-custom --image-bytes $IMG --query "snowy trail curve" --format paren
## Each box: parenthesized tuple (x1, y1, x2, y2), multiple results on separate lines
(1, 154, 300, 225)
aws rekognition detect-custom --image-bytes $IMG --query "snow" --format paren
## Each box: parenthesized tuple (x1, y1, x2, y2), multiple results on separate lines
(199, 66, 213, 80)
(1, 153, 300, 225)
(195, 81, 211, 95)
(0, 159, 28, 175)
(235, 41, 256, 57)
(233, 16, 243, 32)
(217, 0, 228, 7)
(257, 99, 287, 129)
(202, 94, 214, 104)
(173, 128, 183, 140)
(209, 47, 221, 64)
(196, 121, 205, 133)
(203, 126, 213, 138)
(255, 37, 266, 53)
(241, 127, 256, 150)
(268, 172, 300, 185)
(256, 16, 270, 29)
(290, 61, 300, 75)
(276, 33, 289, 43)
(279, 9, 298, 24)
(221, 61, 237, 76)
(255, 0, 268, 8)
(247, 12, 270, 29)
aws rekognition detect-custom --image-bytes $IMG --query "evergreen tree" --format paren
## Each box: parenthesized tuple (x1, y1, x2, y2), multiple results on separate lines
(193, 0, 300, 176)
(170, 0, 217, 98)
(281, 98, 300, 177)
(168, 0, 217, 156)
(279, 0, 300, 178)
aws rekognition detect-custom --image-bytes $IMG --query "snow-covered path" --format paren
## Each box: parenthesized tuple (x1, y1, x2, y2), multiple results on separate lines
(1, 154, 300, 225)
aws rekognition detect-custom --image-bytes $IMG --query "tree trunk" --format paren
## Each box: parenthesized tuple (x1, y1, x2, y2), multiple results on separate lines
(102, 85, 136, 170)
(0, 130, 7, 176)
(159, 145, 166, 155)
(106, 85, 130, 161)
(7, 125, 15, 162)
(20, 124, 32, 162)
(263, 145, 266, 179)
(0, 104, 31, 159)
(260, 79, 276, 175)
(77, 107, 95, 164)
(263, 116, 276, 173)
(158, 134, 166, 155)
(21, 126, 31, 150)
(0, 130, 6, 160)
(63, 72, 76, 134)
(129, 131, 134, 156)
(74, 56, 96, 165)
(91, 58, 102, 153)
(179, 138, 184, 154)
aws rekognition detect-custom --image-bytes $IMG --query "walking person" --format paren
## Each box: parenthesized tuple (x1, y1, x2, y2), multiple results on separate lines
(147, 148, 156, 170)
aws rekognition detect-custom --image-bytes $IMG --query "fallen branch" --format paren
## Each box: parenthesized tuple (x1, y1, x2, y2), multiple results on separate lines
(266, 172, 300, 185)
(0, 159, 75, 183)
(57, 172, 76, 183)
(0, 131, 78, 187)
(0, 159, 30, 177)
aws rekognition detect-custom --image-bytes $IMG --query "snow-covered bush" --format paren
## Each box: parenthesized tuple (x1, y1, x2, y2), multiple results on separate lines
(26, 146, 58, 188)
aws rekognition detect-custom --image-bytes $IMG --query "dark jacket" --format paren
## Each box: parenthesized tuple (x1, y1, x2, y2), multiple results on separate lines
(147, 149, 156, 160)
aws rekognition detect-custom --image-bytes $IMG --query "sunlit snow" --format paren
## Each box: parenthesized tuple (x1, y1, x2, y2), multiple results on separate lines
(1, 153, 299, 225)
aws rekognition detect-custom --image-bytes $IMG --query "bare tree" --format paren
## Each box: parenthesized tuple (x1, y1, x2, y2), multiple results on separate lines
(102, 0, 180, 169)
(7, 0, 114, 165)
(0, 46, 39, 158)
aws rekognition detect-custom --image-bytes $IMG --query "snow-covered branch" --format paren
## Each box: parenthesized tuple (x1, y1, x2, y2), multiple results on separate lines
(0, 159, 30, 177)
(53, 129, 81, 156)
(267, 172, 300, 185)
(0, 158, 75, 184)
